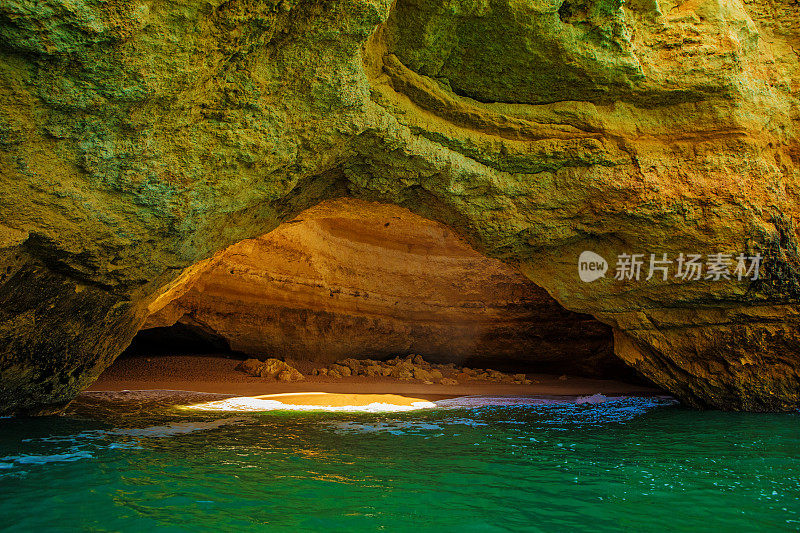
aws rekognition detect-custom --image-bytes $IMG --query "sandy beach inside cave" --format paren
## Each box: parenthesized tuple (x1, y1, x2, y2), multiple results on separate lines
(87, 355, 664, 405)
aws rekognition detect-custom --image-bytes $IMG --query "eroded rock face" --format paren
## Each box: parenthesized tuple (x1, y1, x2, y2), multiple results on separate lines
(0, 0, 799, 413)
(143, 199, 619, 375)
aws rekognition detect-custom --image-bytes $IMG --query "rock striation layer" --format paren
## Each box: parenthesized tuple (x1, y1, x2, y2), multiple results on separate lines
(0, 0, 799, 413)
(143, 199, 619, 375)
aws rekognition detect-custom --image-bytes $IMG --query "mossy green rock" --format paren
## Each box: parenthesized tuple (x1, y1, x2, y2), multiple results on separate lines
(1, 0, 799, 413)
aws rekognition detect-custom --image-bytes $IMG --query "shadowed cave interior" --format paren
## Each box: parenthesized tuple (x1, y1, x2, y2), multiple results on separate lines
(115, 199, 649, 385)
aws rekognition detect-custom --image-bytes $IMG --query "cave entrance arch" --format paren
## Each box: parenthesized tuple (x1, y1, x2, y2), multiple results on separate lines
(118, 198, 637, 382)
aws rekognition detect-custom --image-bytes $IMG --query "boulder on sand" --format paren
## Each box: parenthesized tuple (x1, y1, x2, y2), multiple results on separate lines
(236, 358, 304, 381)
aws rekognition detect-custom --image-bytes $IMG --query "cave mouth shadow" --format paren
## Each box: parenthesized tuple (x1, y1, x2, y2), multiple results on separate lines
(122, 198, 653, 387)
(119, 322, 654, 387)
(120, 322, 245, 359)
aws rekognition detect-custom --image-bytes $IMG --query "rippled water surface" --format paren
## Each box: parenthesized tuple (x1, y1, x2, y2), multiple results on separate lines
(1, 393, 798, 531)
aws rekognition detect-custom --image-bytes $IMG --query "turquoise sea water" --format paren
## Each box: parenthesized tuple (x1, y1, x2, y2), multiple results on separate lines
(0, 392, 798, 532)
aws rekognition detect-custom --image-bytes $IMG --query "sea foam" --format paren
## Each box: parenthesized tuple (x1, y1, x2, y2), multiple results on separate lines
(180, 396, 437, 413)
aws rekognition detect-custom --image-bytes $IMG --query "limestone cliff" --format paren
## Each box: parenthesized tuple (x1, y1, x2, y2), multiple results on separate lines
(142, 199, 620, 375)
(0, 0, 799, 413)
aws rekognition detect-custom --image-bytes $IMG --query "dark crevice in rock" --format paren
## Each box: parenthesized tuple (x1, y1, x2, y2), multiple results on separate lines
(558, 0, 587, 25)
(122, 318, 239, 358)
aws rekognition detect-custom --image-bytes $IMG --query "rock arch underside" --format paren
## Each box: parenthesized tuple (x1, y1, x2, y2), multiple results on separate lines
(0, 0, 799, 414)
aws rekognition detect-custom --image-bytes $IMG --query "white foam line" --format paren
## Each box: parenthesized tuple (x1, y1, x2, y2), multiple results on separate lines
(433, 394, 675, 408)
(82, 390, 674, 413)
(180, 397, 438, 413)
(434, 394, 614, 408)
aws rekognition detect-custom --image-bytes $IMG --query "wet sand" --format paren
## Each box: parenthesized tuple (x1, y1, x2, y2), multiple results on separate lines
(253, 392, 433, 407)
(88, 354, 664, 401)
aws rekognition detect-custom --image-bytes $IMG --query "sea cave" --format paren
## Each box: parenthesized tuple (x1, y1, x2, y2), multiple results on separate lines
(102, 198, 649, 394)
(1, 0, 799, 528)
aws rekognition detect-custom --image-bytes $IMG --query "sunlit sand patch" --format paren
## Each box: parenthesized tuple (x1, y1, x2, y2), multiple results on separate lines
(178, 392, 438, 413)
